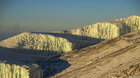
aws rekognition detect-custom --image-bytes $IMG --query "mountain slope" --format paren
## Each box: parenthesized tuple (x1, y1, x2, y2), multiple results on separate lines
(46, 30, 140, 78)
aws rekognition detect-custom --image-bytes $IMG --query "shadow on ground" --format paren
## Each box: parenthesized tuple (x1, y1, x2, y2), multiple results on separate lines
(38, 55, 71, 78)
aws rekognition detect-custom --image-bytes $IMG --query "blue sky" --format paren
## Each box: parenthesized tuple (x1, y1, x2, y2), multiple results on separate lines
(0, 0, 140, 32)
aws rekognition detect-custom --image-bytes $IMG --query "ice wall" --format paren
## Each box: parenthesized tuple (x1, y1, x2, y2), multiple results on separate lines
(66, 16, 140, 39)
(0, 32, 95, 55)
(0, 63, 42, 78)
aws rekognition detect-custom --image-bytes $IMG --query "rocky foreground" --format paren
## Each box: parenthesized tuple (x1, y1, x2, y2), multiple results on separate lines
(50, 30, 140, 78)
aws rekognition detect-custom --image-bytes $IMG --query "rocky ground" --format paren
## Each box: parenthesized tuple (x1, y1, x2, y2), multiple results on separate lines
(47, 30, 140, 78)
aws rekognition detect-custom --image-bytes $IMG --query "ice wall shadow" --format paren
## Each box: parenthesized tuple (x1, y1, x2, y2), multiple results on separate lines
(32, 32, 103, 41)
(0, 46, 71, 78)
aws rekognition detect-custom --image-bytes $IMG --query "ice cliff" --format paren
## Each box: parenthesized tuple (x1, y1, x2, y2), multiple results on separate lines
(65, 15, 140, 39)
(0, 45, 43, 78)
(0, 63, 42, 78)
